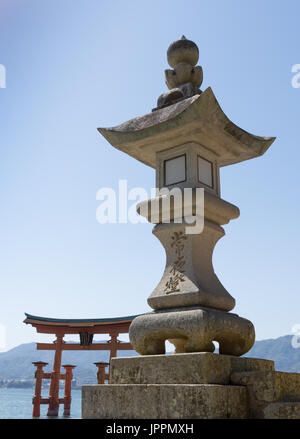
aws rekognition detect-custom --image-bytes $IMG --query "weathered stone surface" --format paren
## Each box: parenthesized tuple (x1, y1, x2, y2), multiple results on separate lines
(231, 370, 300, 418)
(178, 81, 201, 98)
(82, 354, 300, 419)
(165, 66, 202, 90)
(167, 36, 199, 68)
(158, 36, 203, 108)
(263, 402, 300, 419)
(82, 384, 248, 419)
(110, 352, 274, 385)
(137, 188, 239, 224)
(90, 35, 286, 419)
(145, 221, 237, 312)
(129, 306, 255, 356)
(130, 184, 253, 356)
(98, 35, 276, 364)
(157, 83, 201, 109)
(98, 87, 275, 169)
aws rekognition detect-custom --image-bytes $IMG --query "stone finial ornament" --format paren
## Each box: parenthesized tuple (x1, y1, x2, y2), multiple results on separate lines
(157, 36, 203, 109)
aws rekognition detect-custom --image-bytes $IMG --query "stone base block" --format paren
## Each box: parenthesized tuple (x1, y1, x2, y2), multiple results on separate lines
(231, 370, 300, 418)
(82, 384, 248, 419)
(110, 352, 274, 385)
(263, 402, 300, 419)
(82, 353, 300, 419)
(129, 306, 255, 357)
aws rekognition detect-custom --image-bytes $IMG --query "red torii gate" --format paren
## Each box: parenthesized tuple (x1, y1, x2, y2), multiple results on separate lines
(24, 313, 139, 417)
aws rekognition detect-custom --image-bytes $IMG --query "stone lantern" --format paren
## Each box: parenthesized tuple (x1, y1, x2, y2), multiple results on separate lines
(98, 36, 275, 357)
(82, 37, 300, 420)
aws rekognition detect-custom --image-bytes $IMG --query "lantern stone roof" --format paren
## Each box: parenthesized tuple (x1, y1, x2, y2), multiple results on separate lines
(24, 312, 140, 328)
(98, 87, 275, 168)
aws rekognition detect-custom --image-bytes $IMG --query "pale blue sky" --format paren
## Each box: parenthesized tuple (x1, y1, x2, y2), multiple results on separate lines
(0, 0, 300, 350)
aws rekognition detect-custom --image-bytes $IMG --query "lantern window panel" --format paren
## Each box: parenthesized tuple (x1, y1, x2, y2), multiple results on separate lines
(198, 156, 213, 188)
(164, 155, 186, 186)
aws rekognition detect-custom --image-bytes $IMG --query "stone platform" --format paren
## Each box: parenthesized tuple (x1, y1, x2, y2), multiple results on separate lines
(83, 383, 248, 419)
(109, 352, 272, 385)
(81, 352, 300, 419)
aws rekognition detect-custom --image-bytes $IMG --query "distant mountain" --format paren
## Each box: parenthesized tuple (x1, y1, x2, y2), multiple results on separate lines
(0, 335, 299, 384)
(244, 335, 300, 372)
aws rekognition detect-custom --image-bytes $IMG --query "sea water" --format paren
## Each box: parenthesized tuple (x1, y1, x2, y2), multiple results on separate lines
(0, 388, 82, 419)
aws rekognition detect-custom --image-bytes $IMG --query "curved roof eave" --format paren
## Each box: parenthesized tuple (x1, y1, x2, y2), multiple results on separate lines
(24, 312, 140, 326)
(97, 87, 276, 168)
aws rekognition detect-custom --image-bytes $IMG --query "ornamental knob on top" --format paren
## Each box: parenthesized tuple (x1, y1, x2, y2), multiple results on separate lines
(157, 36, 203, 109)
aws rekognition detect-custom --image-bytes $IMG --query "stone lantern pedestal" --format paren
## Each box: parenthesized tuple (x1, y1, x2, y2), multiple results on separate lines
(82, 37, 300, 419)
(82, 353, 300, 419)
